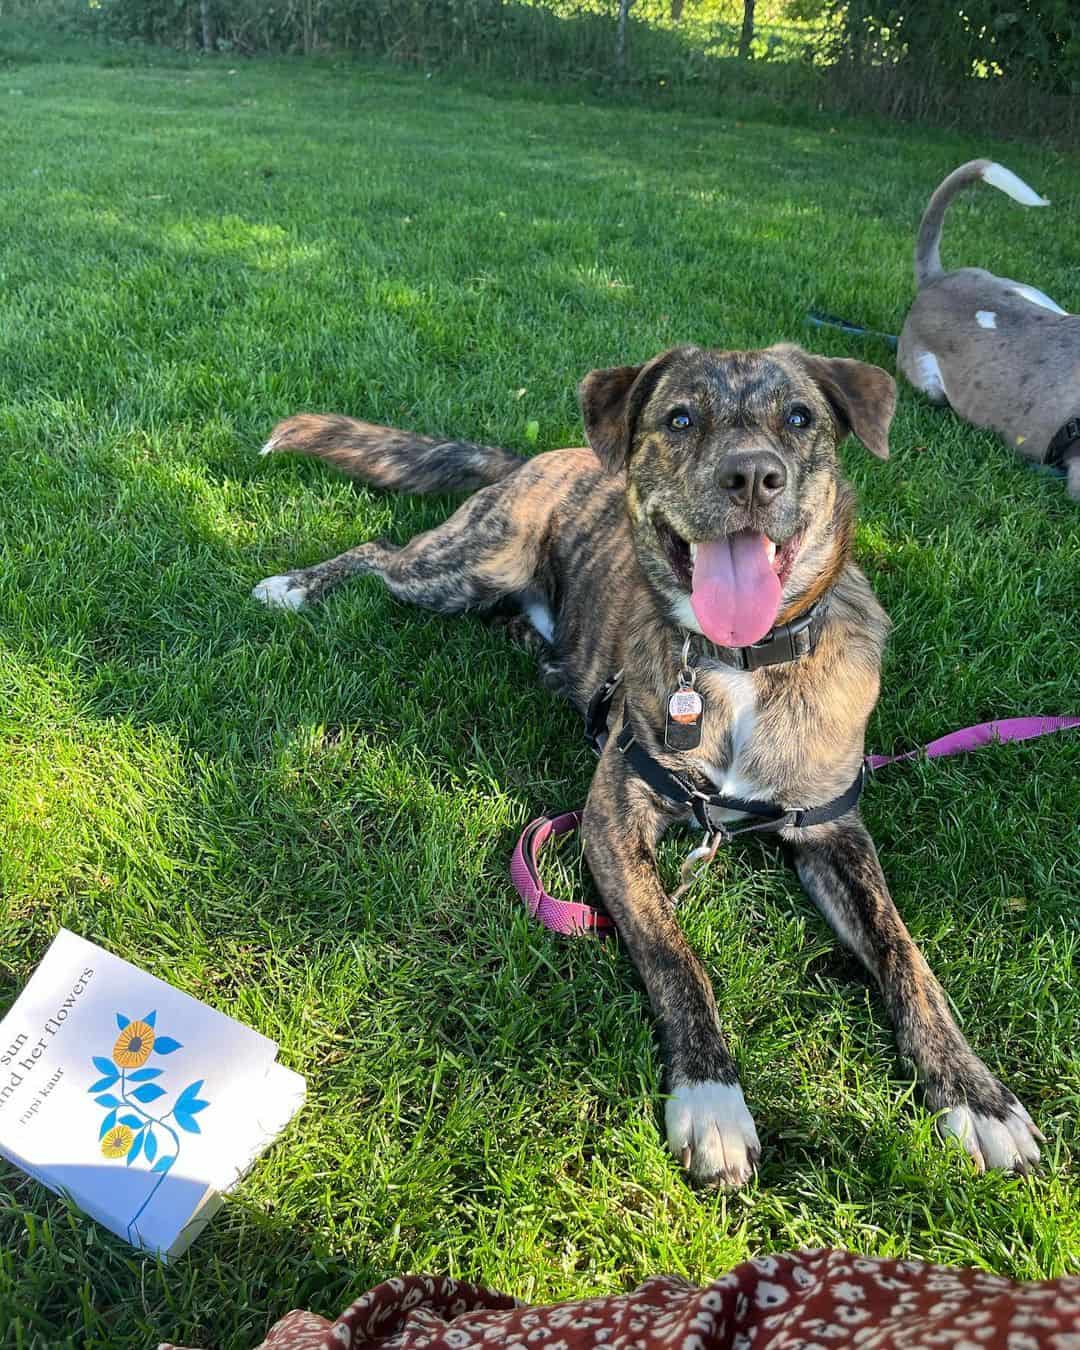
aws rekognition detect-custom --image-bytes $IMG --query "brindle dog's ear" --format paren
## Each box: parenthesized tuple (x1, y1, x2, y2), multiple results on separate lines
(578, 363, 645, 473)
(796, 351, 897, 460)
(578, 349, 686, 474)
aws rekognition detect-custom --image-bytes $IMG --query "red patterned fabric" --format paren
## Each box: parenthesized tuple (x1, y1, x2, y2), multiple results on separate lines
(161, 1249, 1080, 1350)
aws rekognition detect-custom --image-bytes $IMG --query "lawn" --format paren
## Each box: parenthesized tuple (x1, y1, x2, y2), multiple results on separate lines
(0, 31, 1078, 1350)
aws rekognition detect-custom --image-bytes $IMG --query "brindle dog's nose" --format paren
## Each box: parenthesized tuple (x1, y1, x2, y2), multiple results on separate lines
(719, 452, 787, 508)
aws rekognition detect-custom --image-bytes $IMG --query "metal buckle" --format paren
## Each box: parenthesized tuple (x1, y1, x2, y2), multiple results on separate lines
(699, 802, 796, 835)
(721, 811, 797, 836)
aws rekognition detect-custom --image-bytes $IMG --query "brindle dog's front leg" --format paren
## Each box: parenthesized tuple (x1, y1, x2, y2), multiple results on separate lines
(583, 742, 760, 1189)
(791, 817, 1043, 1173)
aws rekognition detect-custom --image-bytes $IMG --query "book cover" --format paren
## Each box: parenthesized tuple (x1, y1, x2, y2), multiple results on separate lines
(0, 929, 305, 1258)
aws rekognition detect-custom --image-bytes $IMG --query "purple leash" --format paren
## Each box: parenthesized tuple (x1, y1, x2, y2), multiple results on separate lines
(511, 715, 1079, 936)
(863, 716, 1080, 770)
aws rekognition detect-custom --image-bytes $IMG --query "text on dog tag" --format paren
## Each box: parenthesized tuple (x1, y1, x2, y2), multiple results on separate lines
(665, 687, 703, 750)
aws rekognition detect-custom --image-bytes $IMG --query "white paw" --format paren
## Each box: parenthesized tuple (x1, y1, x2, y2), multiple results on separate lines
(940, 1100, 1043, 1174)
(665, 1080, 761, 1189)
(252, 574, 309, 610)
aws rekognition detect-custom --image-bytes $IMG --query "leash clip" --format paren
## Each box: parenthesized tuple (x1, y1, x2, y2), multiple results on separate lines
(673, 829, 728, 903)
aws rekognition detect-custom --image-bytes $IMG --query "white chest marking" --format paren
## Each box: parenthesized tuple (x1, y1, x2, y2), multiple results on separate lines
(524, 600, 554, 643)
(912, 350, 948, 401)
(698, 665, 765, 820)
(975, 310, 997, 329)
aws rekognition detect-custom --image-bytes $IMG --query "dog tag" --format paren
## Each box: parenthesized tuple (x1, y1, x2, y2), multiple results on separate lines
(665, 686, 703, 750)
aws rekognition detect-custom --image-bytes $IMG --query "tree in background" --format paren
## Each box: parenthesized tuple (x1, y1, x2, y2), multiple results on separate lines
(791, 0, 1080, 94)
(738, 0, 755, 57)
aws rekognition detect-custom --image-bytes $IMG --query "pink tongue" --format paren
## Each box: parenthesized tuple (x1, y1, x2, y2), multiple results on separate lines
(690, 531, 782, 647)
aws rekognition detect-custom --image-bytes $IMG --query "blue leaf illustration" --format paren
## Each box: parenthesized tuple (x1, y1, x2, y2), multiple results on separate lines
(116, 1013, 131, 1031)
(95, 1093, 121, 1108)
(126, 1068, 162, 1082)
(152, 1036, 182, 1055)
(93, 1056, 118, 1077)
(152, 1155, 175, 1174)
(174, 1111, 202, 1135)
(144, 1128, 158, 1162)
(126, 1129, 145, 1165)
(120, 1114, 144, 1129)
(131, 1083, 166, 1104)
(174, 1080, 205, 1112)
(143, 1010, 157, 1028)
(98, 1109, 118, 1140)
(89, 1074, 118, 1093)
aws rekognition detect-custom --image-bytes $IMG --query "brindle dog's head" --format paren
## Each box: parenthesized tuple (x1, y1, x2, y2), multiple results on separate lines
(579, 344, 895, 645)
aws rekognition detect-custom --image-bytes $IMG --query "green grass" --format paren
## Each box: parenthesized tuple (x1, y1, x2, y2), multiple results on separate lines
(1, 31, 1078, 1350)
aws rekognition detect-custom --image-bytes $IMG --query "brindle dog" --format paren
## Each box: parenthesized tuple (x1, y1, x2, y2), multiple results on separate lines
(253, 343, 1043, 1188)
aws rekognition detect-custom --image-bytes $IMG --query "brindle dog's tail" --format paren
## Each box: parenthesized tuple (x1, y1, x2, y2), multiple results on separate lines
(913, 159, 1049, 291)
(260, 414, 526, 494)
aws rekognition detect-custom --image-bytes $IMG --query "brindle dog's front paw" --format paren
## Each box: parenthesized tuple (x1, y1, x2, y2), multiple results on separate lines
(665, 1080, 761, 1189)
(932, 1075, 1044, 1174)
(252, 573, 310, 610)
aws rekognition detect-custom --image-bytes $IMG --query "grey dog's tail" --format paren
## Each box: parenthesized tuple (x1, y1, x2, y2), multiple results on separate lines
(914, 159, 1049, 290)
(260, 414, 525, 494)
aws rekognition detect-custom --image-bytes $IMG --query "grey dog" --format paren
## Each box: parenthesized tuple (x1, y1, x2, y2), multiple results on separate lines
(898, 159, 1080, 500)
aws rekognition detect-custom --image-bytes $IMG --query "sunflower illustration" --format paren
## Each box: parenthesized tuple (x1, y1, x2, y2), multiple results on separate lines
(113, 1019, 155, 1068)
(101, 1124, 135, 1159)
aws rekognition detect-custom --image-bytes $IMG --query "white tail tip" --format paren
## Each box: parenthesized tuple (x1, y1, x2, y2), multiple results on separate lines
(259, 439, 275, 456)
(981, 162, 1049, 207)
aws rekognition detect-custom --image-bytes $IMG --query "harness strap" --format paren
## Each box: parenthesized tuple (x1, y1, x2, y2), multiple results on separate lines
(584, 670, 623, 753)
(616, 722, 864, 834)
(513, 714, 1079, 937)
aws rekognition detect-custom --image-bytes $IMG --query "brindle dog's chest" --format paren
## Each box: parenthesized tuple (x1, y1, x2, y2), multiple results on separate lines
(693, 665, 769, 815)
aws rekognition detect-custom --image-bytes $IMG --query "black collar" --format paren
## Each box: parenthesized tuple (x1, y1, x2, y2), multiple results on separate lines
(696, 596, 829, 672)
(1046, 416, 1080, 469)
(583, 596, 830, 755)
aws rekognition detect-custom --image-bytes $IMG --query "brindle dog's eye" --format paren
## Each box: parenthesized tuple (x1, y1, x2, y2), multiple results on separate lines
(668, 410, 693, 431)
(786, 405, 813, 429)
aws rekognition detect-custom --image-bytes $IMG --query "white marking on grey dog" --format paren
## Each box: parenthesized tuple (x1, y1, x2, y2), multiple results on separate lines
(666, 1080, 760, 1186)
(911, 350, 948, 402)
(1009, 284, 1068, 315)
(979, 163, 1049, 208)
(975, 310, 997, 329)
(940, 1102, 1041, 1174)
(524, 600, 555, 643)
(252, 574, 309, 609)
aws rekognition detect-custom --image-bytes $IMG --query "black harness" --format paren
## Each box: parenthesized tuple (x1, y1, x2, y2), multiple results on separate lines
(584, 598, 864, 839)
(1045, 416, 1080, 470)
